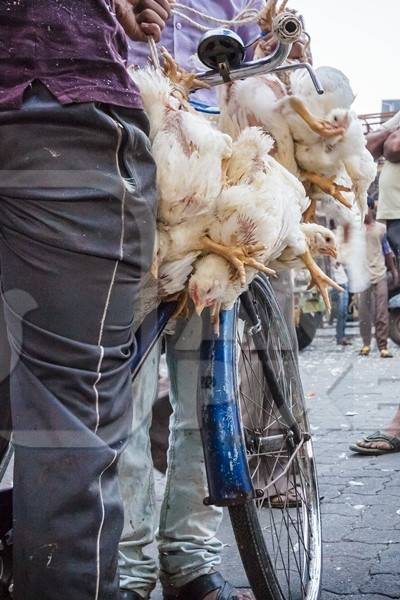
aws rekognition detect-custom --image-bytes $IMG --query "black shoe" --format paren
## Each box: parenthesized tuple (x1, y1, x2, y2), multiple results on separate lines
(120, 591, 143, 600)
(337, 337, 352, 346)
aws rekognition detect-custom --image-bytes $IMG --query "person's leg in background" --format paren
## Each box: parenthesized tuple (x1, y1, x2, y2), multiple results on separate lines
(118, 342, 161, 598)
(336, 284, 350, 345)
(0, 84, 156, 600)
(358, 286, 372, 355)
(329, 288, 339, 326)
(270, 270, 298, 353)
(374, 277, 392, 357)
(386, 219, 400, 264)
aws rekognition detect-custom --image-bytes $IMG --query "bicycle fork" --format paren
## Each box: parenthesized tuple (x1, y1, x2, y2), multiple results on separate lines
(198, 290, 301, 507)
(198, 305, 254, 507)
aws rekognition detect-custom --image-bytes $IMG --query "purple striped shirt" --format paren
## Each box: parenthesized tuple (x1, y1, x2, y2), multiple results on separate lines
(0, 0, 142, 110)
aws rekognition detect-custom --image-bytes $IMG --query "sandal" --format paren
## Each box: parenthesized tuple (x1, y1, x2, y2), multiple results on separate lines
(163, 572, 252, 600)
(349, 430, 400, 455)
(268, 490, 302, 509)
(359, 345, 370, 356)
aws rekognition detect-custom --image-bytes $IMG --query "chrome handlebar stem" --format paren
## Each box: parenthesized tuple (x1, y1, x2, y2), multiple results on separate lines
(195, 40, 292, 89)
(194, 13, 324, 95)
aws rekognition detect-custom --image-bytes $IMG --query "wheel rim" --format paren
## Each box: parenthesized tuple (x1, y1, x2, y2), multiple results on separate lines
(238, 279, 322, 600)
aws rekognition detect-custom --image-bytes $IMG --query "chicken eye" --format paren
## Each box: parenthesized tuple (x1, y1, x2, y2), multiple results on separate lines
(325, 236, 331, 242)
(206, 287, 212, 294)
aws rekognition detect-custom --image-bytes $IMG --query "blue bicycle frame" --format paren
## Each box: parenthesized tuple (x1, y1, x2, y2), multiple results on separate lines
(131, 302, 254, 507)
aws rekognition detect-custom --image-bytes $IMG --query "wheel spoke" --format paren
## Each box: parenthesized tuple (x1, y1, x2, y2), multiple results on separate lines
(231, 277, 321, 600)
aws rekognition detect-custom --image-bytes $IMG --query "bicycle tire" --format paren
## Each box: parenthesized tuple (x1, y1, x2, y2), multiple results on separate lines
(0, 442, 13, 600)
(229, 275, 322, 600)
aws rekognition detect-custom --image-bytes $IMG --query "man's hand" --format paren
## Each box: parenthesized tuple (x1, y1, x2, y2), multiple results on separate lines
(384, 129, 400, 163)
(366, 128, 391, 161)
(115, 0, 171, 42)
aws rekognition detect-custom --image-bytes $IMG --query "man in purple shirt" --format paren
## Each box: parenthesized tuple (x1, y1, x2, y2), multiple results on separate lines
(0, 2, 169, 599)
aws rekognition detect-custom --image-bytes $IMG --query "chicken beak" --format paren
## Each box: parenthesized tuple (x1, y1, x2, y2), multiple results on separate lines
(195, 303, 206, 317)
(320, 247, 337, 259)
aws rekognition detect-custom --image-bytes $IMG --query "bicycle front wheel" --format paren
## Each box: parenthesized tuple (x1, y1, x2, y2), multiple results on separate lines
(229, 275, 322, 600)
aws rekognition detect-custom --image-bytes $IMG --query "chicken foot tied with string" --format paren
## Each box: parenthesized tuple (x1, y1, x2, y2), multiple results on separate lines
(302, 171, 352, 210)
(285, 96, 346, 139)
(301, 249, 343, 313)
(161, 48, 210, 102)
(159, 233, 275, 322)
(201, 237, 276, 285)
(257, 0, 290, 33)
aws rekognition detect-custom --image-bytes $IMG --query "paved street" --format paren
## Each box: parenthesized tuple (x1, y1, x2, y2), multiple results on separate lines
(303, 321, 400, 600)
(149, 320, 400, 599)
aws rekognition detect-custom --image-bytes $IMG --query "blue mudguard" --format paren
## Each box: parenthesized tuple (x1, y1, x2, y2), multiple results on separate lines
(198, 306, 254, 506)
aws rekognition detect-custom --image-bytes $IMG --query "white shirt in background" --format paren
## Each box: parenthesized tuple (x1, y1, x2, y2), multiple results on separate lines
(377, 111, 400, 220)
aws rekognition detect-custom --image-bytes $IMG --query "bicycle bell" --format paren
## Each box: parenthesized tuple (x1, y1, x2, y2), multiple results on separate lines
(197, 28, 245, 81)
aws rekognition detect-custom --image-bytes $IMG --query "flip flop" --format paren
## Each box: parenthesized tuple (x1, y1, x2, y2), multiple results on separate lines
(268, 490, 302, 509)
(163, 572, 252, 600)
(349, 431, 400, 455)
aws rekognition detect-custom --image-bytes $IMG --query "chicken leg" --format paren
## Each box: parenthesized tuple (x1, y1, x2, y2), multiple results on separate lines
(201, 236, 276, 286)
(168, 288, 190, 320)
(301, 249, 343, 313)
(211, 301, 222, 337)
(258, 0, 289, 32)
(302, 197, 317, 223)
(162, 49, 209, 101)
(288, 97, 346, 139)
(302, 171, 352, 209)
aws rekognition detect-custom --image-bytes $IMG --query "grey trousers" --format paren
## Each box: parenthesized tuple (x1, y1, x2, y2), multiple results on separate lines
(0, 83, 156, 600)
(359, 277, 389, 350)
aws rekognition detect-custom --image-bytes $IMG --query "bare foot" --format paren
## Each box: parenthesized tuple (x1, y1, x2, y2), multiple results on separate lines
(355, 437, 394, 452)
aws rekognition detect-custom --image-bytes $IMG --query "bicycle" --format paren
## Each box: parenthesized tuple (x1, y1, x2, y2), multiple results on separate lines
(0, 13, 322, 600)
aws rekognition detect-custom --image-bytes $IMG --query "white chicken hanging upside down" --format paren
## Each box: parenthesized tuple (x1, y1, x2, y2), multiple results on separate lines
(188, 127, 343, 329)
(218, 0, 368, 222)
(130, 52, 275, 310)
(281, 67, 376, 221)
(131, 48, 342, 332)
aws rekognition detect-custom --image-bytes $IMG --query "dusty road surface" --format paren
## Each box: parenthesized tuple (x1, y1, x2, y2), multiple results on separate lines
(149, 320, 400, 600)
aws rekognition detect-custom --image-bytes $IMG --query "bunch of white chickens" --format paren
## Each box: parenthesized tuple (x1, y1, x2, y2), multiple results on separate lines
(130, 0, 376, 332)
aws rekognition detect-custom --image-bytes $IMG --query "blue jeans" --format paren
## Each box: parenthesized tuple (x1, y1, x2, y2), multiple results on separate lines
(118, 315, 223, 598)
(331, 283, 349, 342)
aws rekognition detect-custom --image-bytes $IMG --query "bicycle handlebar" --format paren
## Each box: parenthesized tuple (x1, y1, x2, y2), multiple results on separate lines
(194, 13, 324, 95)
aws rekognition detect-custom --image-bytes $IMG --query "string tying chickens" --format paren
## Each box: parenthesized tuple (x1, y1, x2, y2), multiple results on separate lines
(170, 1, 260, 32)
